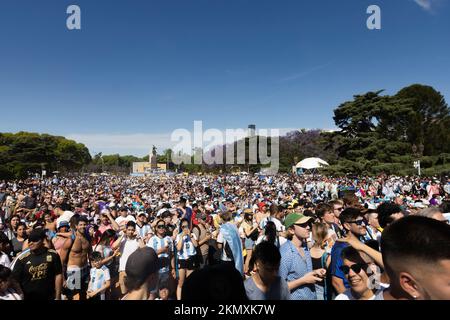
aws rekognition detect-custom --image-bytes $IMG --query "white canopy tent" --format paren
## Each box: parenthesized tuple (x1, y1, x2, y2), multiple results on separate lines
(294, 157, 329, 175)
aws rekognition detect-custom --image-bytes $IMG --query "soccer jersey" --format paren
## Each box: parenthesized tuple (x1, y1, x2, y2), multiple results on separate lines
(147, 235, 173, 273)
(136, 223, 153, 239)
(175, 233, 197, 260)
(88, 265, 110, 300)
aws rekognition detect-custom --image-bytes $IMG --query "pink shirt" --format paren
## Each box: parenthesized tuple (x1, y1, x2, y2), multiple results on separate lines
(99, 224, 112, 234)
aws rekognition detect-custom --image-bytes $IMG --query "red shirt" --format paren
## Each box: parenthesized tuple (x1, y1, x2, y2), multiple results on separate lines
(191, 210, 199, 226)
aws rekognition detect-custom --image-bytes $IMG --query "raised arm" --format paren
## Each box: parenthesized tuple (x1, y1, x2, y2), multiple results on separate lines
(112, 233, 125, 250)
(107, 212, 120, 231)
(337, 236, 384, 269)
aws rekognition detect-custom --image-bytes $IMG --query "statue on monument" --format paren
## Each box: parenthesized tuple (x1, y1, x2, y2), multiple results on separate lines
(150, 145, 157, 169)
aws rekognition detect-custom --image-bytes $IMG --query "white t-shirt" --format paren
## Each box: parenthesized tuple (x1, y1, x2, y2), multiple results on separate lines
(259, 216, 285, 232)
(335, 289, 376, 300)
(216, 231, 232, 262)
(119, 238, 140, 272)
(0, 252, 11, 268)
(255, 235, 287, 247)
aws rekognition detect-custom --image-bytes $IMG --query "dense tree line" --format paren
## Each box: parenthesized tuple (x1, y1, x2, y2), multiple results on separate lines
(322, 84, 450, 175)
(1, 84, 449, 178)
(0, 132, 91, 179)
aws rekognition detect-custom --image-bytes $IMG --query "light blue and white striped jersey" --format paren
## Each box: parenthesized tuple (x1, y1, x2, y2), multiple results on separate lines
(175, 233, 197, 260)
(88, 265, 110, 300)
(136, 223, 153, 238)
(147, 236, 173, 258)
(147, 235, 173, 273)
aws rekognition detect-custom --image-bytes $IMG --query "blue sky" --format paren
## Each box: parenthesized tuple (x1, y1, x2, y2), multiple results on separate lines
(0, 0, 449, 156)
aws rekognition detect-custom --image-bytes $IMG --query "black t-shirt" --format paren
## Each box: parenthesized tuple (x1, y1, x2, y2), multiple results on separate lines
(12, 248, 62, 300)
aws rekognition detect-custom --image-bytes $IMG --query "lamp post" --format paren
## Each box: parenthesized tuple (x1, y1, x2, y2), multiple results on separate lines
(412, 143, 424, 176)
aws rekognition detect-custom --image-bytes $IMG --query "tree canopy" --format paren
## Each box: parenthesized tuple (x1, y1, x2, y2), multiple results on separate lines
(0, 132, 91, 179)
(1, 84, 449, 178)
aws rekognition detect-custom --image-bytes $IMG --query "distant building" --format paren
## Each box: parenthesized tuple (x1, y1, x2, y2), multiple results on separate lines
(248, 124, 256, 137)
(132, 147, 167, 175)
(132, 162, 167, 174)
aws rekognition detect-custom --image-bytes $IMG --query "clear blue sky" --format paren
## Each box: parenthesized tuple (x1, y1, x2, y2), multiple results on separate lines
(0, 0, 449, 156)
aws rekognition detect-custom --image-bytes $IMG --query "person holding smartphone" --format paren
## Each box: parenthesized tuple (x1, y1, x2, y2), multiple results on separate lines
(112, 221, 145, 297)
(174, 218, 198, 300)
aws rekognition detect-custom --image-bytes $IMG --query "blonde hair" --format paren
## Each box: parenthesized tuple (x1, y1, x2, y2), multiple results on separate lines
(312, 223, 329, 249)
(220, 211, 233, 222)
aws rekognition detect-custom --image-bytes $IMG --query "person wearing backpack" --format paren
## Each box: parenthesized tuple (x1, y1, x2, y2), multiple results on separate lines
(310, 223, 332, 300)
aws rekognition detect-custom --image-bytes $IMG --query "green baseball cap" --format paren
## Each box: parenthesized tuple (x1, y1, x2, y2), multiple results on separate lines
(284, 213, 312, 229)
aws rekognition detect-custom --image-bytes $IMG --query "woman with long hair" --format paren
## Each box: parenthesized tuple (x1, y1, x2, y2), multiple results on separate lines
(8, 215, 21, 235)
(239, 209, 259, 275)
(310, 223, 332, 300)
(11, 222, 27, 257)
(174, 218, 198, 300)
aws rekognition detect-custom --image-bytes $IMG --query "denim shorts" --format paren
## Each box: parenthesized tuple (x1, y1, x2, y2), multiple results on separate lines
(244, 238, 255, 250)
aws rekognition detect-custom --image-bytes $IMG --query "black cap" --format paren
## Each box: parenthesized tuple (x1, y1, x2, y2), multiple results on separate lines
(125, 247, 159, 279)
(161, 210, 171, 219)
(29, 228, 46, 242)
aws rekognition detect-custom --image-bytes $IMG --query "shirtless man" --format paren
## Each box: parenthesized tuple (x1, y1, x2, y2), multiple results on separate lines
(66, 216, 91, 300)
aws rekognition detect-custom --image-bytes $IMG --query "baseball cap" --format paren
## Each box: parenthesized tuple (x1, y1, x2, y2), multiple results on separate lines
(57, 220, 70, 229)
(284, 213, 312, 229)
(29, 228, 47, 242)
(125, 247, 159, 279)
(156, 209, 167, 217)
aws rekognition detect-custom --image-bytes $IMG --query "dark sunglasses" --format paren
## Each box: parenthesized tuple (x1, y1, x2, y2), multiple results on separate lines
(347, 219, 366, 226)
(294, 221, 312, 229)
(335, 207, 344, 211)
(157, 225, 166, 229)
(340, 263, 368, 275)
(182, 225, 189, 229)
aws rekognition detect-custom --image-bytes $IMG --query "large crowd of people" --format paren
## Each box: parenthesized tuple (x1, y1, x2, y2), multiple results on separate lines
(0, 173, 449, 300)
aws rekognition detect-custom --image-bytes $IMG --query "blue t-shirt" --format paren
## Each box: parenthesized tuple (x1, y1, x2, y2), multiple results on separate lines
(184, 207, 193, 226)
(330, 241, 350, 289)
(244, 276, 291, 300)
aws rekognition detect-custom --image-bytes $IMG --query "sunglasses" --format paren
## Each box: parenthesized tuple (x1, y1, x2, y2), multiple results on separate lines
(294, 222, 312, 229)
(339, 263, 368, 275)
(157, 225, 166, 229)
(347, 219, 366, 226)
(334, 207, 344, 211)
(182, 225, 189, 229)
